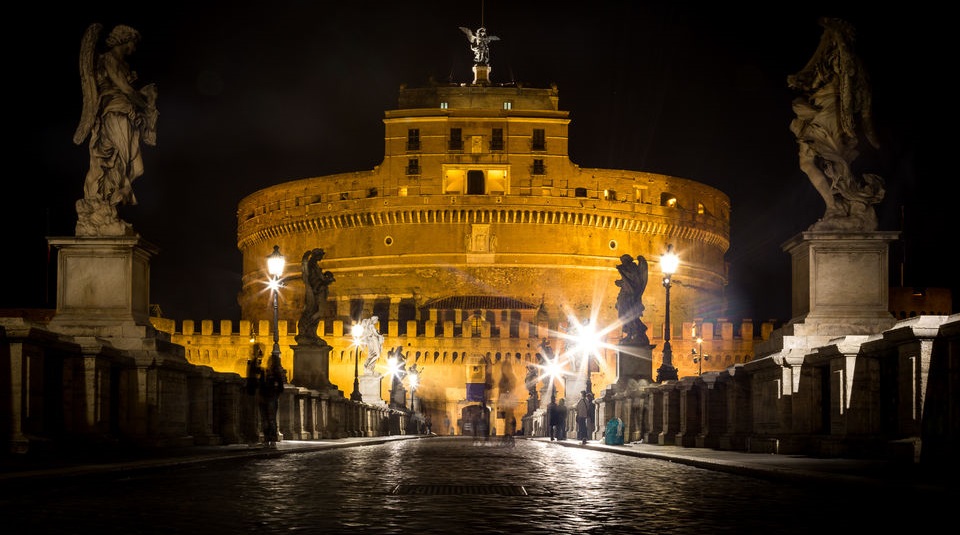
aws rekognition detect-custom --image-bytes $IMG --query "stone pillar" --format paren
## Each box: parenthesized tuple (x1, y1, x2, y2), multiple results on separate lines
(696, 372, 724, 449)
(676, 377, 701, 447)
(644, 387, 662, 444)
(658, 382, 681, 445)
(718, 364, 751, 451)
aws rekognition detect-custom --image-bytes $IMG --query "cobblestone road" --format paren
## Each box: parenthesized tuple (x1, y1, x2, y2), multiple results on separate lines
(2, 437, 942, 534)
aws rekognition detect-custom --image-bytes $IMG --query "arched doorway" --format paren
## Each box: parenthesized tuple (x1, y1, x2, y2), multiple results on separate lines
(460, 403, 490, 437)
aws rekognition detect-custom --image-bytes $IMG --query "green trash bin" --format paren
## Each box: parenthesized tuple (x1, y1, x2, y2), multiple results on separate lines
(604, 417, 624, 445)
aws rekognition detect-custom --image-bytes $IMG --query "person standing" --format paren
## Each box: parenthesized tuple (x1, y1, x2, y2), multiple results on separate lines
(555, 398, 568, 441)
(547, 396, 558, 440)
(575, 391, 592, 445)
(259, 353, 287, 447)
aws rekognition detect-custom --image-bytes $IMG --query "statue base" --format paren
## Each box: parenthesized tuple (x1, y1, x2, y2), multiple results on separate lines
(45, 235, 163, 351)
(472, 65, 491, 85)
(359, 373, 385, 406)
(756, 230, 899, 358)
(292, 343, 339, 393)
(616, 343, 654, 384)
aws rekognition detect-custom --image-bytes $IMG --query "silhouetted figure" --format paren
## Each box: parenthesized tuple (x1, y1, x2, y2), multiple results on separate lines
(615, 254, 650, 347)
(297, 248, 335, 345)
(547, 397, 558, 440)
(575, 391, 592, 444)
(247, 346, 286, 447)
(555, 398, 568, 441)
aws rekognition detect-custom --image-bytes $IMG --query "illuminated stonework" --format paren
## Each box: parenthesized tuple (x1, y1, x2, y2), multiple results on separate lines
(225, 81, 742, 434)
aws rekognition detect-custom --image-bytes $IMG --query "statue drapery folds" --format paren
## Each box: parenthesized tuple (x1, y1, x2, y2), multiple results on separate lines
(74, 23, 158, 236)
(788, 17, 884, 232)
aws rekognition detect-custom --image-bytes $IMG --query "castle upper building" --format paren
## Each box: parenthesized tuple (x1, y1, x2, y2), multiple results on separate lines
(237, 68, 730, 339)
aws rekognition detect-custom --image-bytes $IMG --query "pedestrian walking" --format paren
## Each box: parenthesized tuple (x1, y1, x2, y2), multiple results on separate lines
(575, 390, 592, 444)
(547, 397, 558, 440)
(555, 398, 568, 441)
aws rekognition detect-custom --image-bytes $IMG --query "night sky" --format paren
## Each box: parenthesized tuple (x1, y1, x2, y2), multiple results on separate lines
(4, 1, 950, 324)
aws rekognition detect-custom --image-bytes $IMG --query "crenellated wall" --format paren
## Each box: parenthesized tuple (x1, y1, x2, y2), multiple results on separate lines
(151, 315, 776, 437)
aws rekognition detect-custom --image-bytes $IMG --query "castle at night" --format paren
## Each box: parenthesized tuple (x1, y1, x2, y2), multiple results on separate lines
(154, 59, 766, 436)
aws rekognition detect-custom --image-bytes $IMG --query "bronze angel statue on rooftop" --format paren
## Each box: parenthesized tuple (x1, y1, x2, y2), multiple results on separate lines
(459, 26, 499, 65)
(73, 23, 158, 236)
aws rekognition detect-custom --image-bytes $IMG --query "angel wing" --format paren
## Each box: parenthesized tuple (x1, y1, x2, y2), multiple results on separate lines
(488, 35, 501, 42)
(459, 26, 475, 42)
(73, 23, 103, 145)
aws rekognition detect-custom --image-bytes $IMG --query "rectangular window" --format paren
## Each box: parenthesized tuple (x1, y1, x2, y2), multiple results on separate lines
(503, 101, 512, 110)
(490, 128, 504, 151)
(532, 159, 545, 175)
(407, 129, 420, 151)
(532, 129, 546, 151)
(406, 158, 420, 175)
(449, 128, 463, 151)
(440, 102, 448, 109)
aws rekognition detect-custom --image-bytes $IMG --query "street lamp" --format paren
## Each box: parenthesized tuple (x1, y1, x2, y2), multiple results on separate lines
(266, 245, 286, 376)
(573, 319, 601, 398)
(256, 244, 288, 447)
(350, 322, 363, 401)
(692, 336, 709, 376)
(657, 244, 679, 382)
(408, 366, 419, 412)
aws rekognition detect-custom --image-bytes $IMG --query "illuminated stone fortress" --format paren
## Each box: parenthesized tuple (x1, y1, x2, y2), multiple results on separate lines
(159, 61, 773, 436)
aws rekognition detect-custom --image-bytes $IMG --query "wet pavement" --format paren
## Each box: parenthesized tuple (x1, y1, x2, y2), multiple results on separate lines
(1, 436, 952, 533)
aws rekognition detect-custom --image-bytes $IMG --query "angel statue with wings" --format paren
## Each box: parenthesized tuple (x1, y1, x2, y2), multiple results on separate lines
(459, 26, 499, 65)
(615, 254, 650, 347)
(73, 23, 158, 236)
(358, 316, 385, 373)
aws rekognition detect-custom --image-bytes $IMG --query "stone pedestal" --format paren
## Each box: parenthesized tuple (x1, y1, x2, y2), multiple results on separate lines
(45, 235, 161, 350)
(390, 384, 408, 410)
(757, 230, 899, 357)
(360, 373, 385, 406)
(292, 343, 339, 393)
(472, 65, 491, 85)
(617, 344, 653, 384)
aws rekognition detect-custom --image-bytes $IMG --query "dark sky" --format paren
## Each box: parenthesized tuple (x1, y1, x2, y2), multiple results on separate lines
(5, 1, 951, 323)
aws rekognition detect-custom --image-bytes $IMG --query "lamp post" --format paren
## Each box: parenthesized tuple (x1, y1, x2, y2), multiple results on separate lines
(692, 333, 709, 376)
(266, 245, 286, 376)
(657, 244, 679, 382)
(259, 244, 288, 447)
(577, 320, 598, 398)
(408, 367, 419, 412)
(350, 322, 363, 401)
